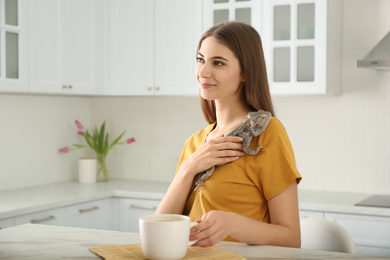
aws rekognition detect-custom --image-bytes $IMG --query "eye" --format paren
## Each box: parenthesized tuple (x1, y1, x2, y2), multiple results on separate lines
(196, 57, 205, 63)
(214, 60, 224, 66)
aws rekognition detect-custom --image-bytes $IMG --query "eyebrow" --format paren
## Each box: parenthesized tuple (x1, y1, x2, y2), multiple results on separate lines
(197, 52, 229, 61)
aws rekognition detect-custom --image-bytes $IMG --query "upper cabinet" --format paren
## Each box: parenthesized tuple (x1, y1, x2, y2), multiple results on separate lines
(1, 0, 342, 96)
(202, 0, 342, 95)
(28, 0, 98, 95)
(0, 0, 28, 92)
(105, 0, 201, 96)
(202, 0, 262, 35)
(262, 0, 342, 95)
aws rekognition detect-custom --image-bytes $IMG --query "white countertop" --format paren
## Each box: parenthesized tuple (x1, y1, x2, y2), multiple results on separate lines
(1, 179, 390, 219)
(0, 224, 385, 259)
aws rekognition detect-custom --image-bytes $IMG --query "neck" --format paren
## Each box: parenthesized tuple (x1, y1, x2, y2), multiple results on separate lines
(213, 100, 250, 134)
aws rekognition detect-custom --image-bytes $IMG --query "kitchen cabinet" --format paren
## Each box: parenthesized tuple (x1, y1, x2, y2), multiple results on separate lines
(262, 0, 342, 95)
(202, 0, 262, 34)
(299, 210, 324, 219)
(0, 217, 15, 229)
(117, 198, 160, 232)
(325, 212, 390, 257)
(64, 198, 112, 230)
(28, 0, 98, 95)
(15, 207, 65, 226)
(105, 0, 201, 96)
(0, 0, 28, 92)
(202, 0, 342, 95)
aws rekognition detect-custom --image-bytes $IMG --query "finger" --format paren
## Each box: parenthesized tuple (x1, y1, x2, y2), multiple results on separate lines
(211, 136, 243, 144)
(217, 149, 245, 158)
(215, 142, 244, 151)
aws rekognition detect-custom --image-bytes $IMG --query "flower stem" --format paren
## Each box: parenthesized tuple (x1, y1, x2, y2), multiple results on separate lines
(96, 153, 108, 182)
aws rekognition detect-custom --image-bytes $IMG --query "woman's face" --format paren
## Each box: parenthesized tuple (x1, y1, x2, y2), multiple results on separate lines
(195, 37, 244, 102)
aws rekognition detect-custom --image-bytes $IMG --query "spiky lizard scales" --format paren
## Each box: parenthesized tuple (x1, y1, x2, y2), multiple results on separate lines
(191, 110, 272, 191)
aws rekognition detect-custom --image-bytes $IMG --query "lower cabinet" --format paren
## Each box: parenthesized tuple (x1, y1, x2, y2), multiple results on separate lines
(325, 213, 390, 257)
(15, 207, 65, 226)
(64, 198, 112, 230)
(299, 210, 324, 219)
(13, 198, 113, 231)
(0, 217, 15, 230)
(117, 198, 160, 233)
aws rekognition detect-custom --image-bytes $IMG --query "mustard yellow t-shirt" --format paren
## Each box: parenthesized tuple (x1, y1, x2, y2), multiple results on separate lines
(176, 117, 301, 242)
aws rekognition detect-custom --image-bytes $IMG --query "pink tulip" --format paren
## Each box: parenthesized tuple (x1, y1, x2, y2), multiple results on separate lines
(75, 120, 84, 131)
(59, 146, 70, 153)
(127, 137, 136, 144)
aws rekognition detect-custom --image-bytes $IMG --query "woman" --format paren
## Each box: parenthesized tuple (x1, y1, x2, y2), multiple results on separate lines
(156, 21, 302, 248)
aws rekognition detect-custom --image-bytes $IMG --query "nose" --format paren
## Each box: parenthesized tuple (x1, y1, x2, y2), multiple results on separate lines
(196, 61, 212, 79)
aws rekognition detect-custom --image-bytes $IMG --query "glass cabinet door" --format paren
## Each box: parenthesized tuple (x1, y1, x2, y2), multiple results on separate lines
(203, 0, 262, 34)
(0, 0, 27, 92)
(272, 1, 316, 83)
(262, 0, 331, 95)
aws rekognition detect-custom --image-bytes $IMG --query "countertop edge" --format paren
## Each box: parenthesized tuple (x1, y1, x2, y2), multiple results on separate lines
(1, 180, 390, 219)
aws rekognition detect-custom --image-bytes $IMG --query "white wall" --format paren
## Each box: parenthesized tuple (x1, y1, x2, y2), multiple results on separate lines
(0, 94, 91, 191)
(0, 0, 389, 194)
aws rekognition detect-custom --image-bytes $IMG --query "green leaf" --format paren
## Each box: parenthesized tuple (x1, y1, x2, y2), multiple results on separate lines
(108, 131, 125, 152)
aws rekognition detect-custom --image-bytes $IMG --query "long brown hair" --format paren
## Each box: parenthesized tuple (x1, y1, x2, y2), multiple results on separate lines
(198, 21, 275, 124)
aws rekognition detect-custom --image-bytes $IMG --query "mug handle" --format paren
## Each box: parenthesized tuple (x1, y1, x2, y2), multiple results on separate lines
(188, 222, 198, 246)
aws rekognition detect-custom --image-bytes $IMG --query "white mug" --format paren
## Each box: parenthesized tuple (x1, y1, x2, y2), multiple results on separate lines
(139, 214, 197, 260)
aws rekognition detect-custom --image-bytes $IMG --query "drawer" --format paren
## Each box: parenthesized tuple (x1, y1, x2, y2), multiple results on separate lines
(0, 217, 15, 229)
(117, 198, 160, 232)
(15, 208, 65, 226)
(64, 198, 112, 230)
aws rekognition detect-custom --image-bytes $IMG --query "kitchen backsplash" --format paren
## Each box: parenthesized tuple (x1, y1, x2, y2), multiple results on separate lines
(0, 0, 389, 194)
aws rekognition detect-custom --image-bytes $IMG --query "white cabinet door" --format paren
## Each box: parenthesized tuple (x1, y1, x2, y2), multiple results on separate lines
(29, 0, 98, 95)
(153, 0, 200, 96)
(15, 207, 65, 226)
(106, 0, 200, 96)
(64, 198, 112, 230)
(0, 0, 28, 92)
(262, 0, 342, 95)
(0, 217, 15, 229)
(117, 198, 160, 232)
(325, 212, 390, 257)
(107, 0, 153, 95)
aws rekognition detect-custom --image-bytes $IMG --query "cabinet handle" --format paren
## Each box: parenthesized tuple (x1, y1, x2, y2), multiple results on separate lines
(68, 85, 73, 89)
(147, 87, 153, 91)
(155, 87, 160, 91)
(79, 206, 99, 213)
(129, 204, 156, 210)
(62, 85, 67, 89)
(31, 215, 55, 224)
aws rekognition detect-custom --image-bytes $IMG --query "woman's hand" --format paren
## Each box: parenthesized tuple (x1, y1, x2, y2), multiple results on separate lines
(190, 210, 234, 247)
(180, 135, 244, 179)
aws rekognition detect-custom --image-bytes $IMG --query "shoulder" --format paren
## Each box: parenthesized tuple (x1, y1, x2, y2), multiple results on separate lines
(258, 117, 292, 146)
(263, 117, 287, 136)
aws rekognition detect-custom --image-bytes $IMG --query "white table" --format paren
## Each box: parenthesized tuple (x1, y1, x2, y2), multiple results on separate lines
(0, 224, 386, 259)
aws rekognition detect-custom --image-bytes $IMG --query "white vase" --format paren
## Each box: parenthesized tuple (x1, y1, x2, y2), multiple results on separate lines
(78, 157, 97, 183)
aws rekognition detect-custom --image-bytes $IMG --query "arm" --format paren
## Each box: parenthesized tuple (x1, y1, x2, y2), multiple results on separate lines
(155, 135, 244, 214)
(190, 180, 301, 248)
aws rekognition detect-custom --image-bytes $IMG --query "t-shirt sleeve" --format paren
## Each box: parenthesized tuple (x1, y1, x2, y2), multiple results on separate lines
(249, 118, 302, 200)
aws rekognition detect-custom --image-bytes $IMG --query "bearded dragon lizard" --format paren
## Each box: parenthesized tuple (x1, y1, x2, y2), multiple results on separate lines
(191, 110, 272, 191)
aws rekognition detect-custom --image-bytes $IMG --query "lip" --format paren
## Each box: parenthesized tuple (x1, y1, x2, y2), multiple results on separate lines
(199, 82, 215, 89)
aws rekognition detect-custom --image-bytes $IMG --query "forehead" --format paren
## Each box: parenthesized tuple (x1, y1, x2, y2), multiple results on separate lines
(198, 37, 236, 58)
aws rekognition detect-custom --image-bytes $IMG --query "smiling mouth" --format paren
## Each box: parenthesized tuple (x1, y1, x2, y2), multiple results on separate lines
(200, 82, 215, 89)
